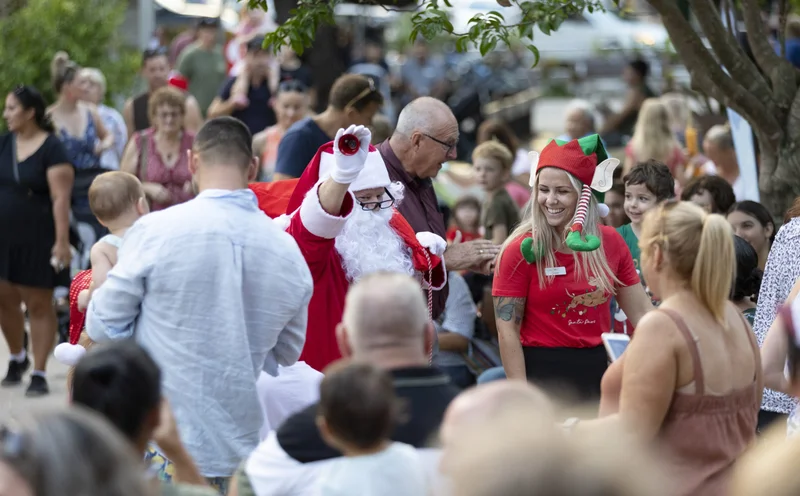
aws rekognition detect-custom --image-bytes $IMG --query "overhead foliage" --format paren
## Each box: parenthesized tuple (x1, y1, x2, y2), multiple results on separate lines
(249, 0, 605, 64)
(0, 0, 140, 107)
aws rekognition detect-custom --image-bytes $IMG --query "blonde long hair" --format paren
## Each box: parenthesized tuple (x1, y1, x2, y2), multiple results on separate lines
(640, 201, 734, 324)
(629, 98, 680, 164)
(499, 170, 619, 295)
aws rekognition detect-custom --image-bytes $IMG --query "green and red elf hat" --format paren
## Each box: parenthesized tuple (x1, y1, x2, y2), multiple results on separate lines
(521, 134, 619, 264)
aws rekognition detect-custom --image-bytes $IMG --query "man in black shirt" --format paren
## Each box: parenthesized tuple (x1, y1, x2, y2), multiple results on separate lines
(231, 272, 459, 494)
(208, 37, 278, 136)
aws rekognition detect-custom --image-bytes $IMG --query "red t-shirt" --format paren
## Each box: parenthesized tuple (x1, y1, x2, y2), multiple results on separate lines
(446, 226, 481, 243)
(492, 225, 639, 348)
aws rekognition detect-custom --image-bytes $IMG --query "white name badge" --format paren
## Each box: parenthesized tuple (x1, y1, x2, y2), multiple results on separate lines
(545, 267, 567, 277)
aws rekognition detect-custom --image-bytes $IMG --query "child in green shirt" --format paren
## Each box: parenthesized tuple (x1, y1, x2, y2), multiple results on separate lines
(612, 160, 675, 331)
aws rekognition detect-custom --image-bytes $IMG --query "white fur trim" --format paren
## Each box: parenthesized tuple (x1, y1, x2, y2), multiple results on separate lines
(422, 257, 447, 291)
(319, 150, 390, 192)
(273, 213, 293, 231)
(54, 343, 86, 366)
(597, 203, 610, 218)
(299, 183, 354, 239)
(591, 158, 620, 192)
(415, 231, 447, 257)
(528, 151, 540, 187)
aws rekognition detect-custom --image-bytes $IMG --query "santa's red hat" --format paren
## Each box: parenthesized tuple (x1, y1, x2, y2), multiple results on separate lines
(53, 269, 93, 366)
(286, 142, 391, 214)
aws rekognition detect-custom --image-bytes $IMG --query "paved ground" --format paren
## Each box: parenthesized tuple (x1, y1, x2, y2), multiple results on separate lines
(0, 334, 69, 422)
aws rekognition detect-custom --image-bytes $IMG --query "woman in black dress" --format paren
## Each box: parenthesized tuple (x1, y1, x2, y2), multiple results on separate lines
(0, 85, 74, 396)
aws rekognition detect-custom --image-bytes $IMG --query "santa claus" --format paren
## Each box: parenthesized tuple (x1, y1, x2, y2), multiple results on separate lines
(254, 125, 447, 372)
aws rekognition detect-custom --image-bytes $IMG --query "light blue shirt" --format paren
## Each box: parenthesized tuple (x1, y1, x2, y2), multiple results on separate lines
(434, 271, 476, 367)
(97, 104, 127, 170)
(86, 188, 313, 477)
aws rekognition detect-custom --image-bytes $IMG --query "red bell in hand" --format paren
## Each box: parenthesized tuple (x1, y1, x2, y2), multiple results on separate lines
(338, 134, 359, 156)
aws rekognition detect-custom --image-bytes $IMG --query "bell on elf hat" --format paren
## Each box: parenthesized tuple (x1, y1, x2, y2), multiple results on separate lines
(521, 134, 618, 263)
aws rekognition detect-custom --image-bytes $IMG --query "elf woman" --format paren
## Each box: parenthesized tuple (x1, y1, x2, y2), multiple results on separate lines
(492, 135, 653, 402)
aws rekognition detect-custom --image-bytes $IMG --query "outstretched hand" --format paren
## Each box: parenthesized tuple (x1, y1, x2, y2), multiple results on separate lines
(331, 125, 371, 185)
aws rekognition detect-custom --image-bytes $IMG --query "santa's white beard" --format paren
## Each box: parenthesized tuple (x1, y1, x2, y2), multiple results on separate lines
(335, 207, 416, 283)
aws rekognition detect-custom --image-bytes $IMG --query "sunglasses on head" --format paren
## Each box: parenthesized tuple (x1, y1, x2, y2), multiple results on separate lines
(142, 47, 168, 61)
(345, 77, 377, 110)
(278, 80, 308, 94)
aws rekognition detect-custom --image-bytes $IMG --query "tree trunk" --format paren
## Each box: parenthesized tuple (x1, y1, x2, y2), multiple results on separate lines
(760, 137, 800, 224)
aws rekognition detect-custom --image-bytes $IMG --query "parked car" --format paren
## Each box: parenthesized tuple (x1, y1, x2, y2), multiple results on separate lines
(448, 0, 670, 62)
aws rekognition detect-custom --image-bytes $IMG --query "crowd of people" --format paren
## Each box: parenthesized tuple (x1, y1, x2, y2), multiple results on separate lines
(5, 21, 800, 496)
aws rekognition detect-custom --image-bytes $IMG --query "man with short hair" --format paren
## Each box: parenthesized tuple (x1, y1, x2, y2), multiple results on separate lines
(86, 117, 313, 491)
(703, 124, 757, 201)
(379, 97, 501, 318)
(233, 272, 459, 495)
(123, 48, 203, 137)
(177, 17, 228, 116)
(273, 74, 384, 180)
(558, 99, 598, 142)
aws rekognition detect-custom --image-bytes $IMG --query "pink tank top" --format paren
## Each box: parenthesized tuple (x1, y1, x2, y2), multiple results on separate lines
(657, 308, 760, 496)
(136, 129, 195, 211)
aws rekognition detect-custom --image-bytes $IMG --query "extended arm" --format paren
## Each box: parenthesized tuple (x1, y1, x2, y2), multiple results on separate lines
(85, 224, 158, 342)
(46, 164, 74, 249)
(616, 283, 654, 327)
(494, 296, 527, 380)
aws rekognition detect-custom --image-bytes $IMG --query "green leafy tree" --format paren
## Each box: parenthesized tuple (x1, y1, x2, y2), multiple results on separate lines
(253, 0, 800, 219)
(0, 0, 139, 108)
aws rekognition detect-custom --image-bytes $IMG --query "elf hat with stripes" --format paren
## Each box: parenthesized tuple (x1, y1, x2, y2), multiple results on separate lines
(528, 134, 619, 253)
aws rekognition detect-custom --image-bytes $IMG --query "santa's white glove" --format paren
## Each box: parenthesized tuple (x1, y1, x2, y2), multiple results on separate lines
(332, 125, 372, 185)
(416, 232, 447, 257)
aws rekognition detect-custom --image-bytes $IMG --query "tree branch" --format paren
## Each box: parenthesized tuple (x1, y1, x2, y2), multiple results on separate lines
(689, 0, 776, 111)
(739, 0, 798, 109)
(646, 0, 783, 149)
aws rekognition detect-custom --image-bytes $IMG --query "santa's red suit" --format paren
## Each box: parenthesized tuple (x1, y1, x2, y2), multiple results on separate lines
(249, 140, 446, 372)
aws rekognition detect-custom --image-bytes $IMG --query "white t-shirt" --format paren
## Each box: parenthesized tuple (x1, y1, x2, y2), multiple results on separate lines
(314, 442, 427, 496)
(257, 362, 324, 440)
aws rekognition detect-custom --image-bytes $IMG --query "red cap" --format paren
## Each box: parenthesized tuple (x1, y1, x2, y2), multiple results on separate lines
(168, 73, 188, 91)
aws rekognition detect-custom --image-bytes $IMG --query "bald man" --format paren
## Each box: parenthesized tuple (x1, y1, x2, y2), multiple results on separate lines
(377, 97, 501, 319)
(231, 272, 459, 496)
(438, 382, 554, 471)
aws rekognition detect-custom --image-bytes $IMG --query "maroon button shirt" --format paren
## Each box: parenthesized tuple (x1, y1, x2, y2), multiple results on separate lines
(378, 140, 449, 318)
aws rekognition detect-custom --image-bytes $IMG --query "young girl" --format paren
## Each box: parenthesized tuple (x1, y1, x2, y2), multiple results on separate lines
(727, 200, 775, 271)
(446, 196, 482, 244)
(624, 98, 686, 186)
(492, 135, 652, 402)
(252, 80, 310, 182)
(731, 235, 762, 325)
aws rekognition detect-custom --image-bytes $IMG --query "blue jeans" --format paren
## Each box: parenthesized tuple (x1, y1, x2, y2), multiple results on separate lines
(477, 366, 506, 384)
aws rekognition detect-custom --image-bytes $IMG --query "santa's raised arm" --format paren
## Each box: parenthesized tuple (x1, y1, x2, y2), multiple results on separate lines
(269, 125, 446, 372)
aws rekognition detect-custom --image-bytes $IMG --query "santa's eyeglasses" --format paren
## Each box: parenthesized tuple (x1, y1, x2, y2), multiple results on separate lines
(356, 188, 395, 211)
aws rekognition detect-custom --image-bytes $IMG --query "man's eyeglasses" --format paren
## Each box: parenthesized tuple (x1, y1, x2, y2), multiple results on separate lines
(357, 188, 395, 211)
(422, 133, 457, 156)
(345, 77, 378, 110)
